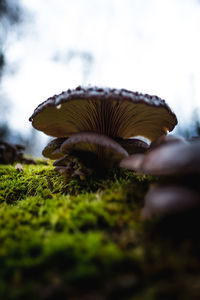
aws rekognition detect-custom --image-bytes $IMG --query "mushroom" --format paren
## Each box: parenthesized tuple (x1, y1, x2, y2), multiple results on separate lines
(0, 141, 36, 165)
(120, 137, 200, 218)
(120, 136, 199, 176)
(114, 137, 149, 154)
(149, 134, 187, 151)
(42, 138, 67, 159)
(29, 86, 177, 177)
(30, 86, 177, 142)
(44, 132, 129, 179)
(60, 132, 128, 168)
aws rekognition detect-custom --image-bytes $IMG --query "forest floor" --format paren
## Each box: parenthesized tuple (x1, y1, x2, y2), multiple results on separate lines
(0, 160, 200, 300)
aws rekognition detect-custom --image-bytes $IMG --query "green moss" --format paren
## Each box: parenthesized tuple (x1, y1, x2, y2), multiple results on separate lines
(0, 161, 200, 299)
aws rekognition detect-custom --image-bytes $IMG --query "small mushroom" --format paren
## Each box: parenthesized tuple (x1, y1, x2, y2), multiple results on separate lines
(42, 138, 67, 159)
(120, 136, 199, 176)
(60, 132, 128, 168)
(120, 136, 200, 219)
(114, 137, 149, 154)
(53, 155, 92, 180)
(0, 141, 36, 165)
(49, 132, 128, 178)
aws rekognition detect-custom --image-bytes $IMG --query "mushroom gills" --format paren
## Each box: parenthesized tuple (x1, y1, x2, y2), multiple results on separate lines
(30, 86, 177, 142)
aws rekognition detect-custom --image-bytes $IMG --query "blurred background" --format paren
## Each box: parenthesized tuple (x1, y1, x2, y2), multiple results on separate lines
(0, 0, 200, 156)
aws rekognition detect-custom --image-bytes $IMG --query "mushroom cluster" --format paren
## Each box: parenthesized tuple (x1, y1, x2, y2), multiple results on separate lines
(120, 136, 200, 218)
(0, 141, 36, 165)
(29, 86, 177, 178)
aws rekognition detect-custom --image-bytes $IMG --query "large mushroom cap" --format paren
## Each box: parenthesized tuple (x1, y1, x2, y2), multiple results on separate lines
(29, 86, 177, 142)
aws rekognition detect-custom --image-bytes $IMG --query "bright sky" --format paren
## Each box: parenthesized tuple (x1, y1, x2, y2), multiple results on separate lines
(2, 0, 200, 141)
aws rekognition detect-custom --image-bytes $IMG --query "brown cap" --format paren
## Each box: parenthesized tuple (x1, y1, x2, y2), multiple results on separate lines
(120, 140, 200, 175)
(29, 86, 177, 142)
(149, 134, 187, 152)
(114, 137, 149, 154)
(42, 138, 66, 159)
(60, 131, 128, 168)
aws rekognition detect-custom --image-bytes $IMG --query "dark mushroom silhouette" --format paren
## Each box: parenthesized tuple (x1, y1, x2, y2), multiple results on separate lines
(60, 132, 128, 167)
(0, 141, 36, 165)
(43, 132, 129, 178)
(120, 136, 200, 218)
(114, 137, 149, 154)
(149, 134, 187, 151)
(29, 86, 177, 177)
(120, 136, 199, 175)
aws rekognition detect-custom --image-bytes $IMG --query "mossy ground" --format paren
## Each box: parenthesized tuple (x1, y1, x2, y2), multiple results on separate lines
(0, 161, 200, 299)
